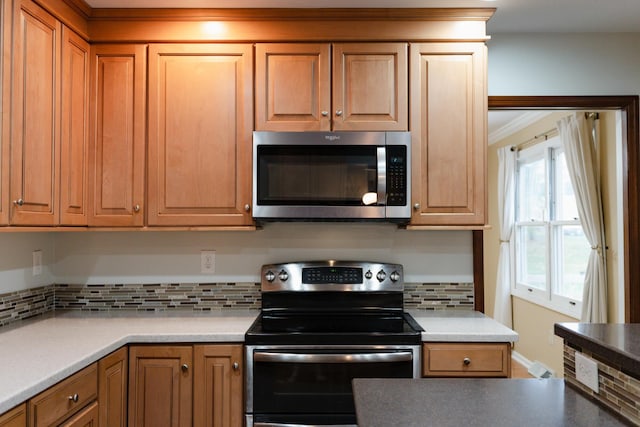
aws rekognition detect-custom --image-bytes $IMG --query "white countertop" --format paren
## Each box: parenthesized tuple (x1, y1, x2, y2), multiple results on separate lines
(0, 309, 517, 414)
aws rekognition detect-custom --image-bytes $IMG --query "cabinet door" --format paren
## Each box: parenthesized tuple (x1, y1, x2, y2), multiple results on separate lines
(0, 403, 26, 427)
(333, 43, 408, 131)
(255, 43, 331, 131)
(98, 347, 128, 427)
(10, 0, 61, 225)
(147, 44, 253, 226)
(128, 345, 192, 427)
(89, 44, 146, 227)
(193, 345, 243, 427)
(60, 26, 89, 226)
(60, 401, 98, 427)
(410, 43, 487, 226)
(0, 0, 11, 225)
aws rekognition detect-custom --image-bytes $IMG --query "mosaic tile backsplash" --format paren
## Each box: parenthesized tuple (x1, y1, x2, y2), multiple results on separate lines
(563, 344, 640, 425)
(0, 282, 474, 328)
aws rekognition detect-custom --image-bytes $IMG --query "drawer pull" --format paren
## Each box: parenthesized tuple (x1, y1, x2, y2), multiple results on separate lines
(181, 364, 189, 372)
(463, 357, 471, 366)
(68, 394, 79, 403)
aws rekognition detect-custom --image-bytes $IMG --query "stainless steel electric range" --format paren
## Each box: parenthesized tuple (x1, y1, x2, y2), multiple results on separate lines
(244, 260, 423, 427)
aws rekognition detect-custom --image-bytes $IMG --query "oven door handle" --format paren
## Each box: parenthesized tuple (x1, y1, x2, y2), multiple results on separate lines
(253, 351, 413, 364)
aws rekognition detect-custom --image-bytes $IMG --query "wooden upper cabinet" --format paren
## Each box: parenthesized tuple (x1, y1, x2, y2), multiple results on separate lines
(60, 26, 89, 226)
(147, 43, 253, 226)
(0, 0, 10, 226)
(256, 43, 407, 131)
(89, 44, 146, 227)
(255, 43, 331, 131)
(128, 345, 193, 427)
(10, 0, 61, 225)
(193, 345, 243, 427)
(332, 43, 407, 131)
(409, 43, 487, 226)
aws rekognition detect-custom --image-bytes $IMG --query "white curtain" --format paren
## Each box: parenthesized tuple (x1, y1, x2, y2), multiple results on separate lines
(557, 113, 607, 323)
(494, 146, 516, 327)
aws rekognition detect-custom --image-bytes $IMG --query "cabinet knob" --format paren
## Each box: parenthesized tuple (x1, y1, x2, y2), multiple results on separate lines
(413, 203, 420, 211)
(68, 393, 79, 403)
(181, 364, 189, 372)
(232, 362, 239, 371)
(335, 110, 343, 117)
(13, 198, 24, 206)
(244, 204, 251, 212)
(463, 357, 471, 366)
(133, 204, 140, 213)
(321, 111, 329, 117)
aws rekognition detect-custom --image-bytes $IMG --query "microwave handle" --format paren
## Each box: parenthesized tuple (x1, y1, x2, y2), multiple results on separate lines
(377, 147, 386, 205)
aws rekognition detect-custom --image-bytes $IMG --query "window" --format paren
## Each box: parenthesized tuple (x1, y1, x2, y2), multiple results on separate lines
(513, 135, 590, 318)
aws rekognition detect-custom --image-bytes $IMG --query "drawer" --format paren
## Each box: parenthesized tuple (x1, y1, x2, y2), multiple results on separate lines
(423, 343, 511, 377)
(29, 363, 98, 427)
(0, 403, 26, 427)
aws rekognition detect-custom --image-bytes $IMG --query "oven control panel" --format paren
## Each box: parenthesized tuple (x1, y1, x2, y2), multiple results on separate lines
(261, 261, 403, 292)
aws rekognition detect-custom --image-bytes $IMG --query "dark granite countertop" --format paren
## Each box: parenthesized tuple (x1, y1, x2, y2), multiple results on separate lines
(554, 323, 640, 379)
(353, 378, 629, 427)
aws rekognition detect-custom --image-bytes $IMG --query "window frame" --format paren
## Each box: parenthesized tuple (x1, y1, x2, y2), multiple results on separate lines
(511, 136, 584, 319)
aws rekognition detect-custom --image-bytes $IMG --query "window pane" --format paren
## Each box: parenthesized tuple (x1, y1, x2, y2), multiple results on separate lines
(516, 225, 546, 290)
(554, 151, 580, 221)
(517, 157, 546, 221)
(554, 225, 590, 301)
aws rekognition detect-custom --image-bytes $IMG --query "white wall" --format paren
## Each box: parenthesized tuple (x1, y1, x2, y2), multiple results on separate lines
(0, 233, 55, 293)
(53, 225, 473, 285)
(488, 33, 640, 96)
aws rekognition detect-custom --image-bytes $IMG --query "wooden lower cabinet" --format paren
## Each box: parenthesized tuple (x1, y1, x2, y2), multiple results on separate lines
(423, 343, 511, 378)
(98, 347, 128, 427)
(193, 345, 243, 427)
(60, 402, 98, 427)
(0, 403, 26, 427)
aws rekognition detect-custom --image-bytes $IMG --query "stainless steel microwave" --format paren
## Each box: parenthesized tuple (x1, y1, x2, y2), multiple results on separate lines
(252, 131, 411, 221)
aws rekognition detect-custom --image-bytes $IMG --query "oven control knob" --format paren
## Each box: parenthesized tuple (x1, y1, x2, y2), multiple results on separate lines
(390, 271, 401, 282)
(264, 270, 276, 282)
(365, 270, 373, 280)
(376, 270, 386, 282)
(278, 270, 289, 282)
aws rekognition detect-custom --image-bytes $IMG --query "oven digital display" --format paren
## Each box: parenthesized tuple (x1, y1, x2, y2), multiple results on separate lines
(302, 267, 363, 284)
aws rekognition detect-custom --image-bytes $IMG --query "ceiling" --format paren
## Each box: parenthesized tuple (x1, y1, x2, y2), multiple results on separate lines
(84, 0, 640, 34)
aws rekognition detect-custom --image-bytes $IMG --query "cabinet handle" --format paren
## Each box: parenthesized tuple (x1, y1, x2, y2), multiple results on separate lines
(13, 198, 24, 206)
(68, 394, 79, 403)
(335, 109, 343, 117)
(133, 204, 140, 213)
(463, 357, 471, 366)
(244, 204, 251, 212)
(321, 111, 329, 117)
(413, 203, 420, 211)
(181, 363, 189, 372)
(232, 362, 239, 371)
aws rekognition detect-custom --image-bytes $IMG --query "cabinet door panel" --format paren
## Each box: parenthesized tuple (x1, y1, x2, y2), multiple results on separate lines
(148, 44, 253, 226)
(89, 44, 145, 226)
(255, 43, 330, 131)
(128, 346, 192, 427)
(193, 345, 243, 427)
(60, 401, 98, 427)
(410, 43, 486, 226)
(0, 0, 11, 225)
(0, 403, 26, 427)
(99, 347, 128, 427)
(333, 43, 408, 131)
(10, 0, 61, 225)
(60, 26, 89, 225)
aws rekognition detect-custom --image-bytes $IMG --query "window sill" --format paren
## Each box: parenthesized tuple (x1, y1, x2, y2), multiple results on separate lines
(511, 289, 581, 319)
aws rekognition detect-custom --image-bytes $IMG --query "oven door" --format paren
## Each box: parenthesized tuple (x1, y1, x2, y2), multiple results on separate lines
(245, 345, 421, 427)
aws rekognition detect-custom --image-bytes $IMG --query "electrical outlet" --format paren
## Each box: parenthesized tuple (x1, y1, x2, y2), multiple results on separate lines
(575, 352, 599, 393)
(32, 250, 43, 276)
(200, 250, 216, 274)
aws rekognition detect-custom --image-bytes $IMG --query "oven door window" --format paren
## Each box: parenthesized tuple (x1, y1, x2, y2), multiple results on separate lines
(252, 349, 413, 415)
(257, 145, 378, 206)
